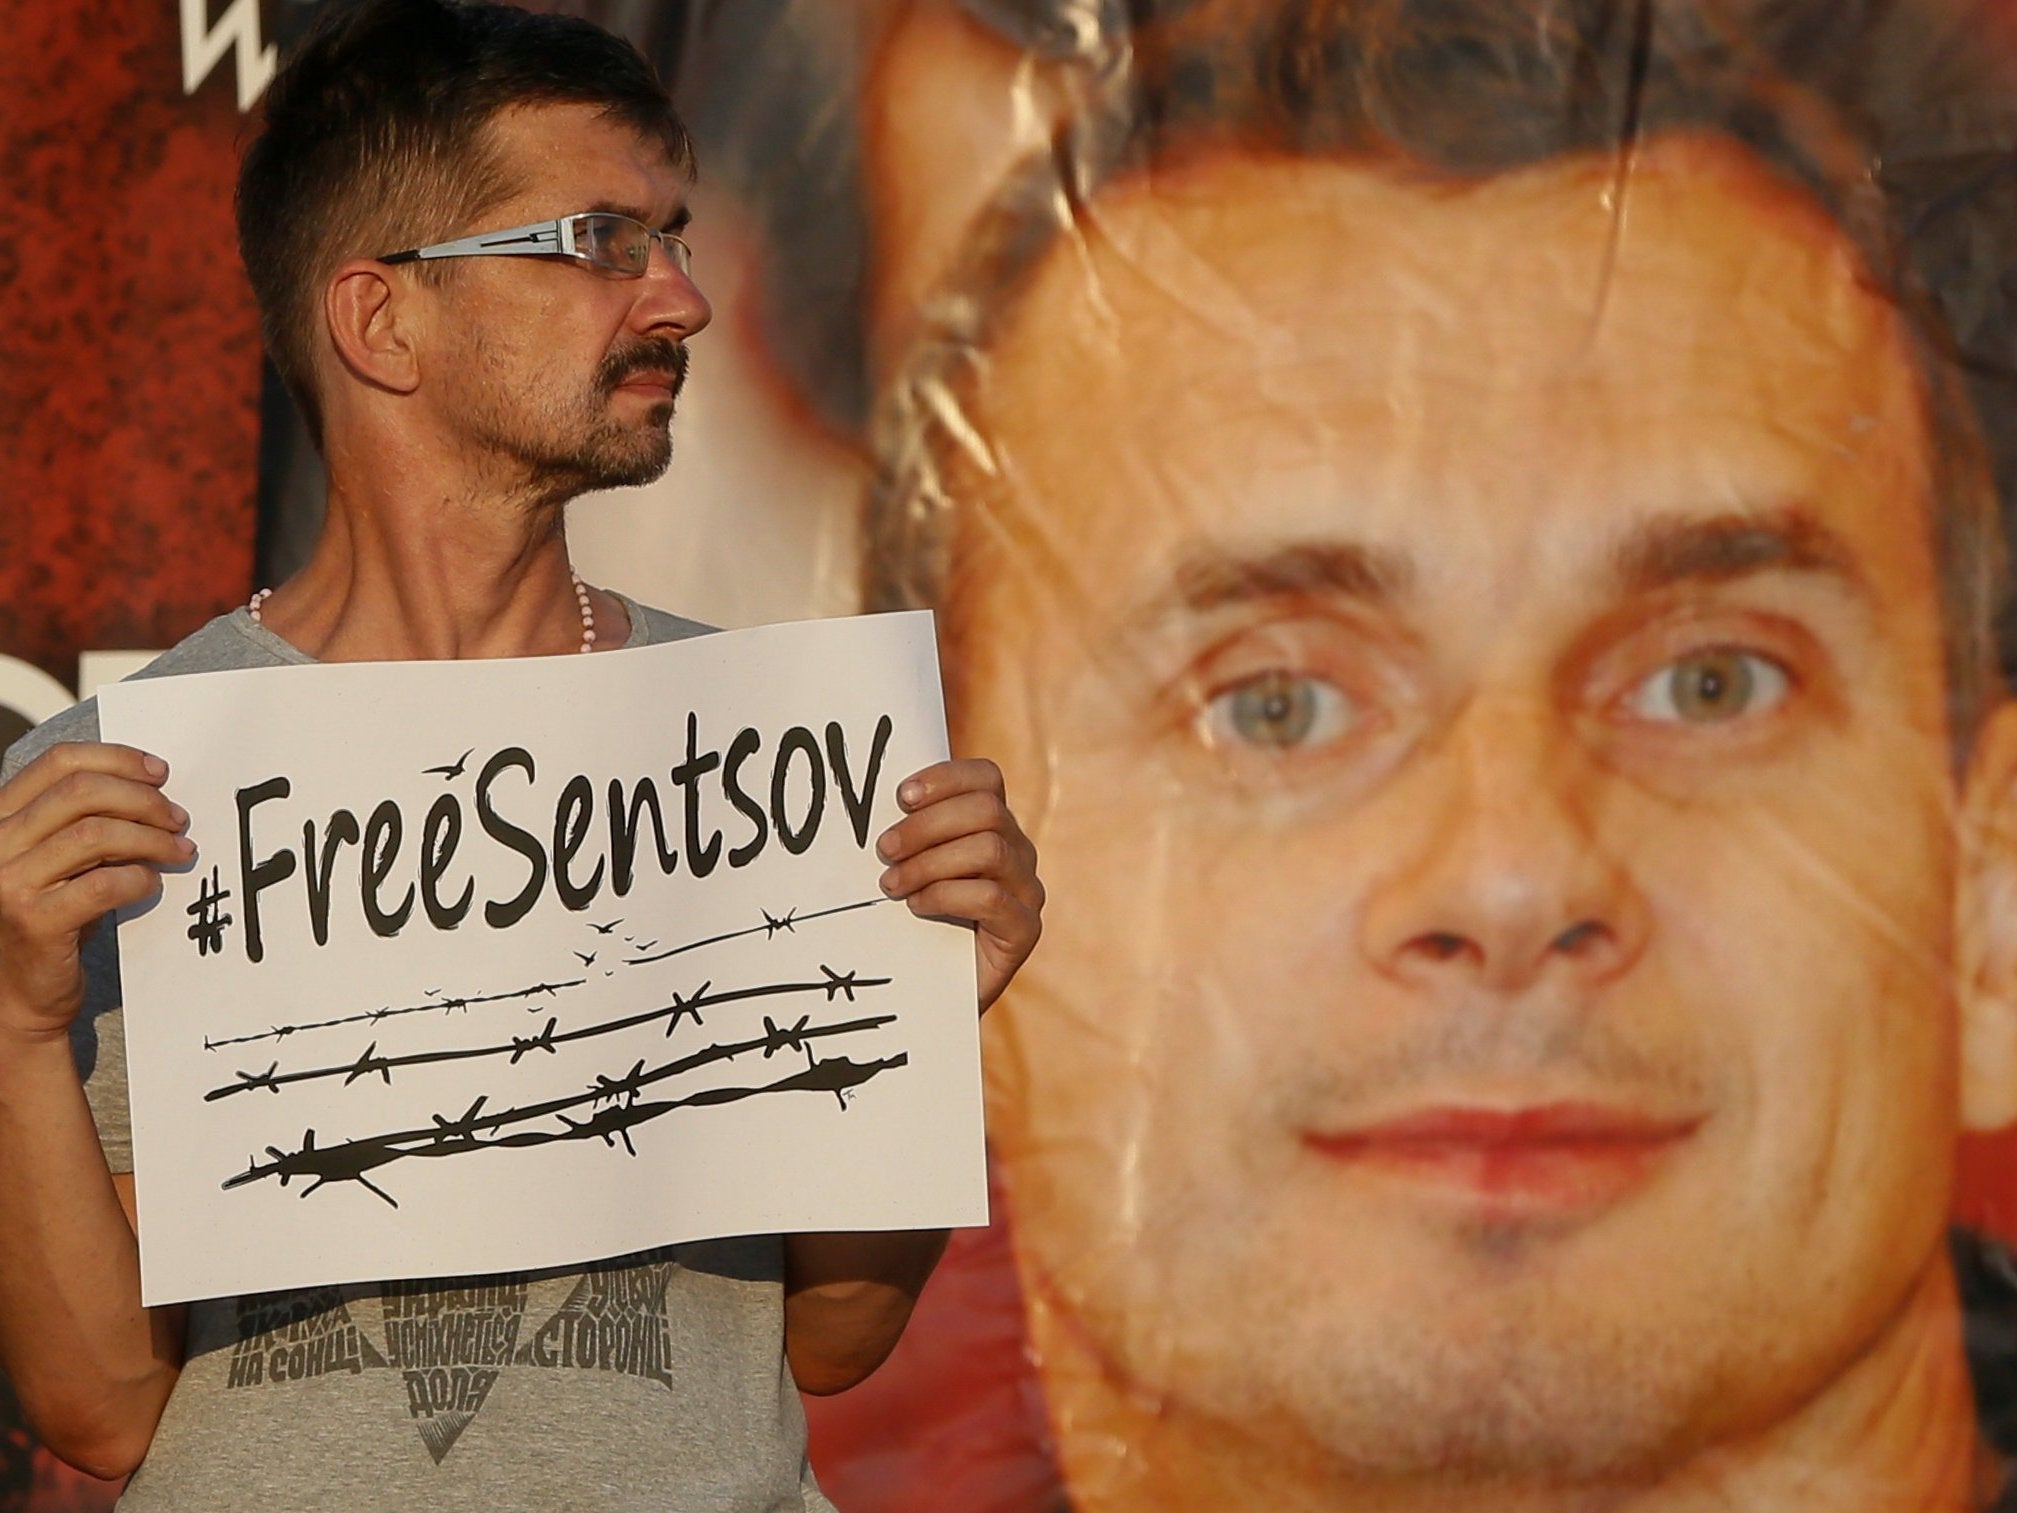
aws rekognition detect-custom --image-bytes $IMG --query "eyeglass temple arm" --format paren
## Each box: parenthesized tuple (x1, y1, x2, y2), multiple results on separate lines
(380, 221, 572, 264)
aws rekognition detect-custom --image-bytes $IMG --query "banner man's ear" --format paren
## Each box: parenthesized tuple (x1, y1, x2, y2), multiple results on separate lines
(323, 258, 422, 398)
(1958, 701, 2017, 1131)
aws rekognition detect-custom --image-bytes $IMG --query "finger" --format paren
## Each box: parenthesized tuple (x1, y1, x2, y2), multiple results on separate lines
(881, 830, 1042, 907)
(10, 815, 195, 894)
(1, 865, 167, 976)
(0, 743, 168, 825)
(895, 758, 1006, 812)
(41, 863, 168, 934)
(21, 770, 187, 838)
(2, 767, 188, 862)
(898, 876, 1040, 941)
(876, 789, 1024, 862)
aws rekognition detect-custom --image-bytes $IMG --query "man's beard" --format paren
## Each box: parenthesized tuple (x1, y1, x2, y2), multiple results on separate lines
(577, 335, 689, 487)
(501, 337, 690, 505)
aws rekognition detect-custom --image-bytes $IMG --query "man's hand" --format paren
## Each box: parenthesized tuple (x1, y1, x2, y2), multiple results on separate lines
(0, 743, 191, 1477)
(0, 744, 190, 1040)
(874, 757, 1042, 1012)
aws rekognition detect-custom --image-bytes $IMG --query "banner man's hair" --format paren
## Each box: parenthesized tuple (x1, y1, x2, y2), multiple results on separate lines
(865, 0, 2017, 738)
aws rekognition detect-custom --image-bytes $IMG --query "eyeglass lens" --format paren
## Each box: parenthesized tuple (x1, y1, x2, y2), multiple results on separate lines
(573, 214, 690, 277)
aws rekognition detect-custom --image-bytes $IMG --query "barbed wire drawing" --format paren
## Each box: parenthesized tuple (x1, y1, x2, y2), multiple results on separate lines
(199, 888, 925, 1211)
(203, 968, 891, 1102)
(197, 894, 899, 1052)
(622, 896, 889, 965)
(201, 978, 588, 1052)
(220, 1021, 909, 1206)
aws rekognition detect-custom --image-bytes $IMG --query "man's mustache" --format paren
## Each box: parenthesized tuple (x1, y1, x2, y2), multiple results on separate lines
(1280, 1009, 1709, 1126)
(597, 339, 689, 396)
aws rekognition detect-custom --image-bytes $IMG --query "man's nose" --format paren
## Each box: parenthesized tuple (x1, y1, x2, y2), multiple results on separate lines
(1357, 698, 1649, 996)
(634, 242, 711, 339)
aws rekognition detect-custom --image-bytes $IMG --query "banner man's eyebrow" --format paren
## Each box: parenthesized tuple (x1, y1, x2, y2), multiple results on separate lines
(1132, 508, 1863, 630)
(1611, 507, 1871, 599)
(1164, 542, 1414, 617)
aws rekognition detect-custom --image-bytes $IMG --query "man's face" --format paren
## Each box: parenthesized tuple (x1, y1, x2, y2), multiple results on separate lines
(954, 138, 1981, 1480)
(420, 102, 711, 501)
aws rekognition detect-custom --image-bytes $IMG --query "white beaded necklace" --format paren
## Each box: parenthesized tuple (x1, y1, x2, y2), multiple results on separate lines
(247, 570, 599, 654)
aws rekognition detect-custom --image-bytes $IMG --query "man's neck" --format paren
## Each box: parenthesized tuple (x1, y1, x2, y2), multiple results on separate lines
(1031, 1256, 1997, 1513)
(253, 475, 627, 663)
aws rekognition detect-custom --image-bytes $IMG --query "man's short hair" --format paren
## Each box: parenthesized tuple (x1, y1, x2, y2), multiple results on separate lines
(863, 0, 2017, 740)
(237, 0, 693, 445)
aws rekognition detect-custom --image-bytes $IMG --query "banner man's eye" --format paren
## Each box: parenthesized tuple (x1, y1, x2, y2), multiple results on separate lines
(1629, 649, 1789, 724)
(1204, 671, 1353, 749)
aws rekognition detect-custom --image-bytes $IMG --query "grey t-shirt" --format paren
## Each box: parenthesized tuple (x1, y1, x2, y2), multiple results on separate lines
(1, 602, 836, 1512)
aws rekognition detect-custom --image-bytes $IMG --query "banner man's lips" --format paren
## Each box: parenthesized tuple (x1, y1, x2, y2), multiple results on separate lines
(1301, 1101, 1705, 1216)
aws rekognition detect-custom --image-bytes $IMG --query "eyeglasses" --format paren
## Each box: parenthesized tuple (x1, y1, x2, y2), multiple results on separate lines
(378, 212, 692, 279)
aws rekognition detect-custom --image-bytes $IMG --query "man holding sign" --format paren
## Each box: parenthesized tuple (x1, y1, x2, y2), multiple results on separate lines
(0, 0, 1041, 1506)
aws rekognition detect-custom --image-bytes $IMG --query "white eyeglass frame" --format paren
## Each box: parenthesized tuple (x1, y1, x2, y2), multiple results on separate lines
(377, 212, 691, 278)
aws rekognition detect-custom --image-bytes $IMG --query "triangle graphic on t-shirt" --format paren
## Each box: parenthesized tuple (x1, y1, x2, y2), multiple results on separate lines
(512, 1274, 593, 1368)
(417, 1409, 477, 1465)
(374, 1277, 532, 1464)
(511, 1263, 678, 1389)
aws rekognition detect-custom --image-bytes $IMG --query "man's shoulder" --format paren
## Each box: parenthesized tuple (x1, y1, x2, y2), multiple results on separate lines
(2, 613, 285, 781)
(4, 700, 104, 780)
(622, 596, 718, 647)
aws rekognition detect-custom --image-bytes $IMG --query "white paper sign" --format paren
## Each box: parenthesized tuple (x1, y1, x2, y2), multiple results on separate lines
(97, 612, 984, 1305)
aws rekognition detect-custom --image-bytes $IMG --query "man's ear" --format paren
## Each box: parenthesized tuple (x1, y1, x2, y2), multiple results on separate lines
(323, 259, 422, 396)
(1958, 699, 2017, 1131)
